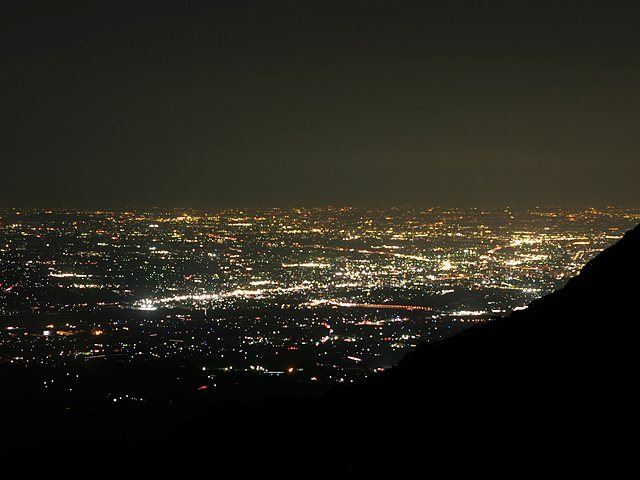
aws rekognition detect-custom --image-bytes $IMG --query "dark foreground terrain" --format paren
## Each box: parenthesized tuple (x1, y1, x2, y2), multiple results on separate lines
(4, 223, 639, 474)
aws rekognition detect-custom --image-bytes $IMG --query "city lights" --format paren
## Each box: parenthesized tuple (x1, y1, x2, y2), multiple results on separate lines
(0, 206, 638, 392)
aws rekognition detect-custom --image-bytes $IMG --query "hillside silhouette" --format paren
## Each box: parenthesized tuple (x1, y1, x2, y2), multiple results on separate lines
(154, 223, 640, 473)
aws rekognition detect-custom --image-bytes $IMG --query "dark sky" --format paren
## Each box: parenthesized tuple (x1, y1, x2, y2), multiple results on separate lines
(2, 0, 639, 208)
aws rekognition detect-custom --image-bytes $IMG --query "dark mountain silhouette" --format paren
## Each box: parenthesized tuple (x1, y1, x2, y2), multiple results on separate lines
(154, 223, 639, 473)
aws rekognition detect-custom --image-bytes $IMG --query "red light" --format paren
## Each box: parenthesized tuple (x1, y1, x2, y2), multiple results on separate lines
(197, 385, 208, 391)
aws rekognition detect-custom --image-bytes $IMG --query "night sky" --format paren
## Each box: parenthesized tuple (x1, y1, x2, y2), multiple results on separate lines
(2, 1, 639, 208)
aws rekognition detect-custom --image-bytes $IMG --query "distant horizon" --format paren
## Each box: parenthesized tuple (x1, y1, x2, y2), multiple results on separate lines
(2, 204, 640, 211)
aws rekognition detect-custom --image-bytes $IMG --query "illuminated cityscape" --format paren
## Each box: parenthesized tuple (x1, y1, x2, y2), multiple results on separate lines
(1, 207, 639, 408)
(4, 0, 640, 470)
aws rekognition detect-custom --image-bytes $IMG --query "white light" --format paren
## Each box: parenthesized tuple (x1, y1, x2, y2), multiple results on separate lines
(138, 302, 157, 311)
